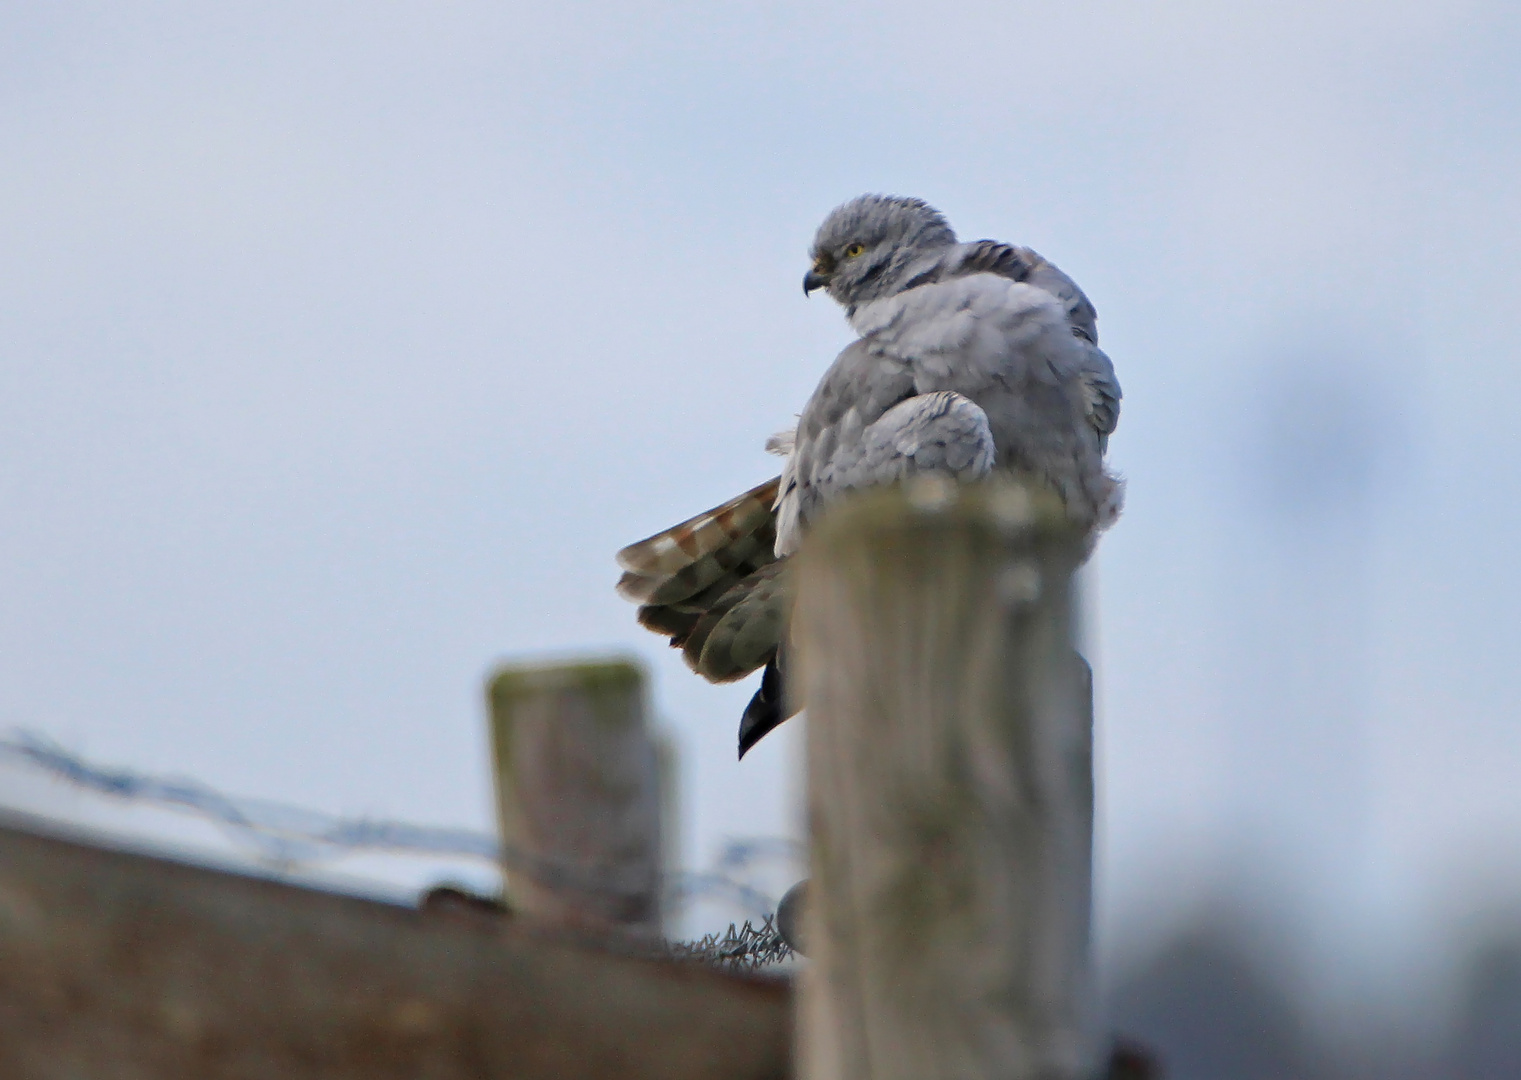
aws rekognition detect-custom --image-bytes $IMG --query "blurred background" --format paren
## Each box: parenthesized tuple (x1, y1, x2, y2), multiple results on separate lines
(1, 2, 1518, 1075)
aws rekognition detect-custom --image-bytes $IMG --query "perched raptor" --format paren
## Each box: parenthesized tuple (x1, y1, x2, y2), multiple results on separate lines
(617, 195, 1122, 757)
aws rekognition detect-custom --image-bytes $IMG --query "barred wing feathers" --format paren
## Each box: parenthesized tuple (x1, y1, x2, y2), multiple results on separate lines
(683, 560, 790, 682)
(616, 476, 780, 605)
(617, 477, 788, 682)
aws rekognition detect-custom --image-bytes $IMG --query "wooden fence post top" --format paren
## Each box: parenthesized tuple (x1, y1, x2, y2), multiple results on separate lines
(488, 657, 647, 705)
(799, 475, 1080, 556)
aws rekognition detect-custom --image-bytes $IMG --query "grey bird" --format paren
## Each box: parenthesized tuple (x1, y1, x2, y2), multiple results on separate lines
(617, 195, 1122, 757)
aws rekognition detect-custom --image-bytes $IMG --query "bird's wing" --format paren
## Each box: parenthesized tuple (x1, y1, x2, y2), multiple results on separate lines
(945, 255, 1120, 447)
(844, 274, 1122, 533)
(832, 390, 996, 489)
(616, 476, 781, 649)
(774, 336, 999, 556)
(683, 559, 791, 682)
(671, 394, 994, 686)
(1077, 342, 1122, 452)
(956, 240, 1099, 345)
(773, 339, 917, 555)
(616, 476, 779, 598)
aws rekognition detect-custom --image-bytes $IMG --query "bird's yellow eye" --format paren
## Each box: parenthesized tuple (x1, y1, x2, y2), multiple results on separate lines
(844, 243, 865, 258)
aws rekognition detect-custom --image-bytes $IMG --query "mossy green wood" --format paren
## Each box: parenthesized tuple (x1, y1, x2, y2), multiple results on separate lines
(487, 658, 663, 932)
(793, 476, 1096, 1080)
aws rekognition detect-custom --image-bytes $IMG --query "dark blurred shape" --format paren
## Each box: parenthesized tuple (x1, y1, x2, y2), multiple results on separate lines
(1105, 1037, 1163, 1079)
(1109, 928, 1311, 1080)
(775, 878, 809, 956)
(419, 882, 510, 924)
(1449, 939, 1521, 1080)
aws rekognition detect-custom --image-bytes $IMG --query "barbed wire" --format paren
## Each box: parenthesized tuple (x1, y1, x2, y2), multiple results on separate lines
(0, 728, 801, 925)
(665, 915, 795, 972)
(0, 729, 500, 866)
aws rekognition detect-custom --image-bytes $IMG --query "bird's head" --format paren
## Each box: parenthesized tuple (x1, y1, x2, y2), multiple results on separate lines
(804, 195, 958, 310)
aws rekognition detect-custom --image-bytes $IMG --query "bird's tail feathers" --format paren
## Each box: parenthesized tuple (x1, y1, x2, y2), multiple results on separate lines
(615, 476, 781, 604)
(617, 477, 789, 684)
(681, 559, 790, 682)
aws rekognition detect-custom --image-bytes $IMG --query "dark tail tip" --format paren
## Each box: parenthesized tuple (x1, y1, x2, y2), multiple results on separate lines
(737, 657, 789, 759)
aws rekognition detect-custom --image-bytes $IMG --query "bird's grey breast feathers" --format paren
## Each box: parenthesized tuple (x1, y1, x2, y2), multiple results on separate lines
(777, 270, 1120, 552)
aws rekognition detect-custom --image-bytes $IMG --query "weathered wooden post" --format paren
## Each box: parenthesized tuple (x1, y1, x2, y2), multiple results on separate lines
(793, 477, 1096, 1080)
(487, 658, 664, 934)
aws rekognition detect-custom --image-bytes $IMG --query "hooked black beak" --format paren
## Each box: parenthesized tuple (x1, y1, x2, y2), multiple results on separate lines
(803, 267, 831, 295)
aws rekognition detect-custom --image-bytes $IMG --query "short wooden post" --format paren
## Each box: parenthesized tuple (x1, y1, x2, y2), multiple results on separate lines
(793, 477, 1096, 1080)
(487, 658, 663, 934)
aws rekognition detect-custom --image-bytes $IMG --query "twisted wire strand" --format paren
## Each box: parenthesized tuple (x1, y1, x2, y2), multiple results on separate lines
(0, 729, 799, 927)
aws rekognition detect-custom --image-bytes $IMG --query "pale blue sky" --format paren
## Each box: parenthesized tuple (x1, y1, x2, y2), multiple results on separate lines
(1, 0, 1518, 1030)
